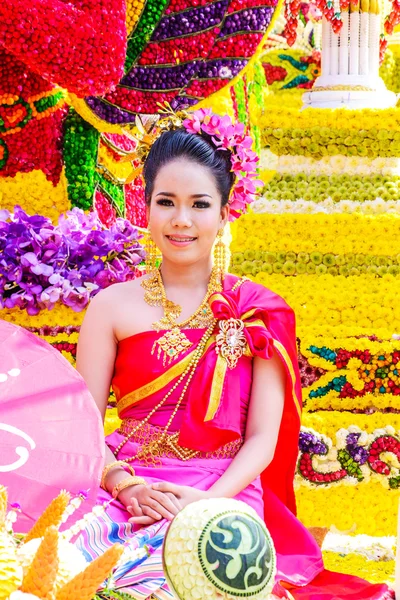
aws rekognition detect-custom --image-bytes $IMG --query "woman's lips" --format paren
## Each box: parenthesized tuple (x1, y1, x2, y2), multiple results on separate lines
(166, 235, 197, 247)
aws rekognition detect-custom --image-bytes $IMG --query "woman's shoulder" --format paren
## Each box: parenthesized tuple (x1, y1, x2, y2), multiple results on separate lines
(225, 274, 293, 314)
(86, 275, 146, 314)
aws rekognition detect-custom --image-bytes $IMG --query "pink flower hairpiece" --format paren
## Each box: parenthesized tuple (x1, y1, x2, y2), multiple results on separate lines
(182, 108, 263, 221)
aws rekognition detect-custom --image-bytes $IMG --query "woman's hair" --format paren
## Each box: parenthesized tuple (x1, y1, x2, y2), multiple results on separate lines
(143, 128, 235, 206)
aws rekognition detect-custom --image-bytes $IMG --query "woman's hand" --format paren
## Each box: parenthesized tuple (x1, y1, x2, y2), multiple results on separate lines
(119, 484, 182, 526)
(151, 482, 210, 509)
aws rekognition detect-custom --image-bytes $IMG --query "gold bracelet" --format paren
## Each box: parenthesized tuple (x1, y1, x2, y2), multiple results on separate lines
(112, 476, 147, 499)
(100, 461, 135, 491)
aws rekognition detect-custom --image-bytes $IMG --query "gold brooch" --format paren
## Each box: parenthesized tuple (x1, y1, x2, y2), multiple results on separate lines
(215, 319, 247, 369)
(152, 327, 192, 367)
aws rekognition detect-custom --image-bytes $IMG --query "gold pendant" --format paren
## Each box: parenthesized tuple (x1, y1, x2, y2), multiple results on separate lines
(152, 327, 192, 367)
(215, 318, 247, 369)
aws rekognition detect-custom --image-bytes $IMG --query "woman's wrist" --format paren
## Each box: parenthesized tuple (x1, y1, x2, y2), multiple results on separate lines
(104, 467, 131, 494)
(117, 482, 146, 508)
(101, 460, 135, 492)
(112, 476, 147, 499)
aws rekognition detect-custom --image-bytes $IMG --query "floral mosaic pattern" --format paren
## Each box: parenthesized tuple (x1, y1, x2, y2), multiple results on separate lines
(298, 426, 400, 489)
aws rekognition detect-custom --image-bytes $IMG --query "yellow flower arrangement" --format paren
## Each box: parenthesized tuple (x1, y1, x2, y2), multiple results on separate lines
(104, 407, 121, 436)
(125, 0, 145, 34)
(259, 104, 400, 132)
(295, 415, 400, 534)
(0, 170, 70, 223)
(237, 272, 400, 341)
(296, 481, 398, 535)
(302, 412, 400, 441)
(322, 552, 395, 585)
(231, 213, 400, 256)
(299, 337, 400, 411)
(1, 306, 85, 329)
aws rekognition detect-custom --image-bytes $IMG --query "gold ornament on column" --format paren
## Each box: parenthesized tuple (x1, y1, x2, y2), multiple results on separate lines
(214, 228, 228, 279)
(144, 229, 159, 273)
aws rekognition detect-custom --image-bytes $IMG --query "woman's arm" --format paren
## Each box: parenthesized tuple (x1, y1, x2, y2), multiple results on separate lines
(76, 289, 130, 492)
(76, 289, 117, 422)
(77, 288, 181, 521)
(153, 352, 286, 503)
(0, 0, 126, 97)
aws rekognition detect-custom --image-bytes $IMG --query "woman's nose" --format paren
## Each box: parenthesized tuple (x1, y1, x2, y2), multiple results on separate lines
(171, 208, 192, 228)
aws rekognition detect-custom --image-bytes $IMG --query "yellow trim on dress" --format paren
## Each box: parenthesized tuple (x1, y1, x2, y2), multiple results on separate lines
(205, 355, 228, 422)
(117, 349, 196, 414)
(272, 339, 302, 419)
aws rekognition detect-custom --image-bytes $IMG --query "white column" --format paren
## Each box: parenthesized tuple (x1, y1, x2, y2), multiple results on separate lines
(360, 0, 370, 75)
(339, 10, 350, 75)
(302, 0, 397, 108)
(330, 29, 340, 75)
(322, 17, 332, 75)
(349, 0, 361, 74)
(369, 0, 380, 75)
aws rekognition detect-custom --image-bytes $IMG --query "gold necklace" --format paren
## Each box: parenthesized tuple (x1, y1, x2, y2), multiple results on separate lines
(141, 267, 222, 366)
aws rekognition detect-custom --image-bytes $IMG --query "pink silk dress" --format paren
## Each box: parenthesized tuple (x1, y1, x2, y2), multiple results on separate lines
(75, 275, 393, 600)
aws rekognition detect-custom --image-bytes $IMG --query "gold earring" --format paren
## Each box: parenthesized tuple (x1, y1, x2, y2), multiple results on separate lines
(214, 228, 228, 278)
(145, 230, 159, 273)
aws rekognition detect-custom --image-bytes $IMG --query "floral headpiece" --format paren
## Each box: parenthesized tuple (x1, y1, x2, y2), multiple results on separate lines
(130, 104, 263, 221)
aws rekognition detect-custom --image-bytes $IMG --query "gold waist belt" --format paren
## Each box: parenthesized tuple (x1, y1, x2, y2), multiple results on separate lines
(118, 418, 243, 462)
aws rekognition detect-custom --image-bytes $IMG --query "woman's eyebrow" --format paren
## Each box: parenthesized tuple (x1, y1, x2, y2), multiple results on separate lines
(155, 192, 212, 198)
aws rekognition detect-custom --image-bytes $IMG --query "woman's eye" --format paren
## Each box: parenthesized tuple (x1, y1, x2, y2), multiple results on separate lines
(156, 199, 174, 206)
(194, 201, 211, 209)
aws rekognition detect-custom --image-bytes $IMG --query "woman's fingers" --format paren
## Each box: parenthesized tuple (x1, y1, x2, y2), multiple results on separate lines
(148, 489, 180, 517)
(165, 492, 183, 511)
(128, 515, 157, 525)
(142, 495, 174, 520)
(152, 481, 180, 496)
(126, 496, 142, 517)
(141, 503, 163, 521)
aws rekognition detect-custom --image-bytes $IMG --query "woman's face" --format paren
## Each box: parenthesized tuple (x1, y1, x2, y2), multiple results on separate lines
(147, 158, 229, 267)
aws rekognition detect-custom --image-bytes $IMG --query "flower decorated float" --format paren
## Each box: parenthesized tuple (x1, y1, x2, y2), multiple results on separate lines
(1, 0, 400, 589)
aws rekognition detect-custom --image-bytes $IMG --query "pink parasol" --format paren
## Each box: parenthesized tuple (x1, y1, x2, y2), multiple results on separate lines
(0, 319, 104, 532)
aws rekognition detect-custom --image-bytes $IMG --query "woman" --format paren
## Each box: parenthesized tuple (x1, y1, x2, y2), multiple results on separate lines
(76, 111, 392, 599)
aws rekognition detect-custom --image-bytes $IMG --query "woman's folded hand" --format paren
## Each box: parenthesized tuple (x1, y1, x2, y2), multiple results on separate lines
(151, 482, 210, 509)
(121, 484, 182, 525)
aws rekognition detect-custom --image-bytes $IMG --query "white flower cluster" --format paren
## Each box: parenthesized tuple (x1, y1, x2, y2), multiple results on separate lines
(322, 532, 396, 561)
(253, 198, 400, 215)
(274, 155, 400, 176)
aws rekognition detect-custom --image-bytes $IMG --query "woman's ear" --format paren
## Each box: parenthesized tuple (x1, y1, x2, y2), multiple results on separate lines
(220, 204, 229, 228)
(145, 203, 150, 225)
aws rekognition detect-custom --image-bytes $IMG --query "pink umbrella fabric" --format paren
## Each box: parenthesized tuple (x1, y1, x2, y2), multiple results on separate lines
(0, 319, 104, 532)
